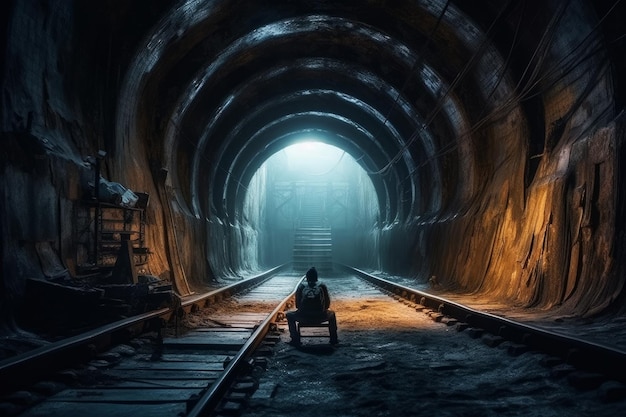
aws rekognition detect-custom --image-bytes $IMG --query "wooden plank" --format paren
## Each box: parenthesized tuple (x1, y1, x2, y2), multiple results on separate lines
(163, 330, 251, 343)
(158, 347, 237, 355)
(120, 352, 229, 362)
(203, 319, 260, 325)
(163, 338, 246, 351)
(211, 313, 267, 319)
(20, 402, 185, 417)
(104, 369, 219, 380)
(198, 324, 257, 329)
(112, 361, 224, 371)
(169, 329, 252, 336)
(300, 329, 331, 337)
(48, 388, 201, 403)
(148, 353, 231, 362)
(187, 327, 251, 332)
(162, 328, 251, 349)
(175, 322, 258, 330)
(104, 379, 211, 389)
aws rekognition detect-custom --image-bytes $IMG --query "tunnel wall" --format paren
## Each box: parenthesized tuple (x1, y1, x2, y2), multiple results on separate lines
(0, 1, 210, 312)
(1, 2, 91, 319)
(402, 15, 626, 316)
(0, 2, 100, 328)
(418, 119, 623, 316)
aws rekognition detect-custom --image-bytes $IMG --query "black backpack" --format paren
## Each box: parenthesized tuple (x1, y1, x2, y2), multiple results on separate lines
(300, 283, 325, 313)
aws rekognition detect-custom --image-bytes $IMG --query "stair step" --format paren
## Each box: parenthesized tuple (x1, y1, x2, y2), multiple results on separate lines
(295, 232, 332, 236)
(294, 251, 331, 254)
(293, 211, 333, 271)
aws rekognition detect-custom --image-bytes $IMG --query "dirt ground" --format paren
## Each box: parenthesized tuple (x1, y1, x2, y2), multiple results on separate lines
(238, 283, 626, 417)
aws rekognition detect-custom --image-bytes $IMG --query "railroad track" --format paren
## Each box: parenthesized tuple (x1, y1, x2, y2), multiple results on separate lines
(341, 265, 626, 387)
(2, 265, 626, 416)
(0, 265, 297, 417)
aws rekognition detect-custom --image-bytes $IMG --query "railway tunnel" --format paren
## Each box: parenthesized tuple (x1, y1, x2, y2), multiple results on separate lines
(1, 0, 626, 341)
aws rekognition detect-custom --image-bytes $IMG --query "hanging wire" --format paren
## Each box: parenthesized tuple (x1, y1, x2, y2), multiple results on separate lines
(511, 0, 623, 103)
(395, 0, 621, 184)
(164, 0, 623, 200)
(370, 0, 452, 143)
(165, 0, 506, 192)
(366, 0, 514, 177)
(361, 0, 452, 176)
(426, 0, 569, 157)
(476, 0, 619, 139)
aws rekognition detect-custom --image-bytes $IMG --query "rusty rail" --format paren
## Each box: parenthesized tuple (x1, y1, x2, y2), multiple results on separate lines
(341, 264, 626, 384)
(0, 264, 289, 394)
(186, 274, 303, 416)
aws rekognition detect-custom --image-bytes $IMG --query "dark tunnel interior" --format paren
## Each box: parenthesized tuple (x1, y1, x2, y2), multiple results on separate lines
(2, 0, 626, 340)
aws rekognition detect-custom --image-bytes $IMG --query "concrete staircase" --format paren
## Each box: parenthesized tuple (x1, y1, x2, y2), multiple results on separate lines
(293, 198, 333, 274)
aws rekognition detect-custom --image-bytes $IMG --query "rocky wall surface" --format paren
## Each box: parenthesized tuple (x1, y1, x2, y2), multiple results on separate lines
(391, 2, 626, 317)
(1, 2, 84, 330)
(414, 108, 624, 317)
(0, 2, 210, 326)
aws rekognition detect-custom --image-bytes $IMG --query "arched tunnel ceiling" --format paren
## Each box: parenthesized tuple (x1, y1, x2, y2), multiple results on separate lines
(113, 0, 613, 225)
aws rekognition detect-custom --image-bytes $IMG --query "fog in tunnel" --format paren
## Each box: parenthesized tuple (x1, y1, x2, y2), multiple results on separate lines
(240, 141, 380, 274)
(2, 0, 626, 335)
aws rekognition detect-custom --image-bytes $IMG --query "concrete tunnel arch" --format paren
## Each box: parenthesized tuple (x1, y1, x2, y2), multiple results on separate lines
(112, 5, 494, 221)
(112, 0, 541, 280)
(167, 21, 452, 225)
(101, 0, 625, 315)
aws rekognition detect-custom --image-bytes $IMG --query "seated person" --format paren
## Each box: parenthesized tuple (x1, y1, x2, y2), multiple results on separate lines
(286, 267, 338, 346)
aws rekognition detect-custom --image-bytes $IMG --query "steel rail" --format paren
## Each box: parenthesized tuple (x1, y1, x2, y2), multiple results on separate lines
(186, 275, 305, 417)
(341, 265, 626, 384)
(179, 264, 288, 311)
(0, 264, 288, 394)
(0, 307, 172, 393)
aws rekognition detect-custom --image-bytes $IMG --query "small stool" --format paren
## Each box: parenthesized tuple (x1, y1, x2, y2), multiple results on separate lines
(297, 321, 331, 340)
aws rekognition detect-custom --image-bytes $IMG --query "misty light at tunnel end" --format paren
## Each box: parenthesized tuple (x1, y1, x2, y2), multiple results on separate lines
(282, 139, 346, 174)
(241, 136, 381, 270)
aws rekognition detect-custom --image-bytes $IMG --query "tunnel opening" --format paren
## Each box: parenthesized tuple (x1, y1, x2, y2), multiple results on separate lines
(1, 0, 626, 344)
(241, 140, 380, 276)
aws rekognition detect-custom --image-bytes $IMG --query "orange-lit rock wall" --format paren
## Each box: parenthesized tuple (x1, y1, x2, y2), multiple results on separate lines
(415, 57, 624, 316)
